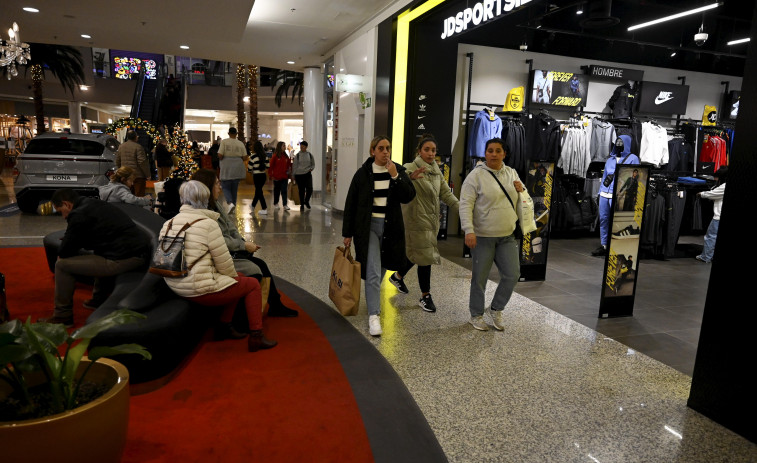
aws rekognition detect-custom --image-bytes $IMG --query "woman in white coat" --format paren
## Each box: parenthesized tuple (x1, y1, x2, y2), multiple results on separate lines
(158, 180, 276, 351)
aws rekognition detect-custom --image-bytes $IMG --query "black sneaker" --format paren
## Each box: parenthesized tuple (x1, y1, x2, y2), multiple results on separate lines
(591, 246, 606, 257)
(419, 294, 437, 313)
(389, 272, 409, 294)
(38, 314, 74, 328)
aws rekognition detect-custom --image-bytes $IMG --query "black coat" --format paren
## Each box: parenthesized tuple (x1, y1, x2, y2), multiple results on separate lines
(342, 157, 416, 279)
(59, 197, 150, 260)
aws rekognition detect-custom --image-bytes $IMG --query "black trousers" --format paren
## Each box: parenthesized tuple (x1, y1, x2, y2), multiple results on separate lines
(398, 260, 432, 293)
(294, 172, 313, 206)
(251, 173, 267, 210)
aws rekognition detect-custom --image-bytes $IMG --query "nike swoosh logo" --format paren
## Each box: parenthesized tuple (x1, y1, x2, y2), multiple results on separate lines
(417, 115, 426, 119)
(655, 96, 674, 105)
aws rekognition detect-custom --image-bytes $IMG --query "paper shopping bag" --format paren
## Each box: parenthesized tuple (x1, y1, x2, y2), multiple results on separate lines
(328, 246, 361, 316)
(288, 182, 301, 205)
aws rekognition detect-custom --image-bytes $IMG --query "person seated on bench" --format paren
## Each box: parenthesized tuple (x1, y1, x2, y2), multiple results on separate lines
(99, 166, 153, 208)
(191, 168, 298, 317)
(40, 188, 151, 327)
(159, 180, 277, 352)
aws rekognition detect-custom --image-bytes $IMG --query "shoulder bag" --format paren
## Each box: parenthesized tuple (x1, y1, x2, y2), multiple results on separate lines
(149, 218, 208, 277)
(486, 170, 536, 239)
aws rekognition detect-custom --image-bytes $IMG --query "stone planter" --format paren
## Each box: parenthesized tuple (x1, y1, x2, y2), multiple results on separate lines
(0, 357, 130, 463)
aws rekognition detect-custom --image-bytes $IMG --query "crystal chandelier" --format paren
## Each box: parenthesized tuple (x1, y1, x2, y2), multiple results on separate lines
(1, 22, 31, 80)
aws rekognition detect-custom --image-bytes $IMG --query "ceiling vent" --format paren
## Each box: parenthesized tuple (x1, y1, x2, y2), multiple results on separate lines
(580, 0, 620, 28)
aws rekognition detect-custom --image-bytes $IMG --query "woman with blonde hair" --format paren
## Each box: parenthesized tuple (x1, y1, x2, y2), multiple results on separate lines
(98, 166, 153, 207)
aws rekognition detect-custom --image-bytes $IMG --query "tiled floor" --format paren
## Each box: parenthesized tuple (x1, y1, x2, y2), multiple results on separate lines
(2, 172, 754, 462)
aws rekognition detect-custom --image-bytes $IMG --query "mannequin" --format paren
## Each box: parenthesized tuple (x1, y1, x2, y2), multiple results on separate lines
(592, 135, 640, 256)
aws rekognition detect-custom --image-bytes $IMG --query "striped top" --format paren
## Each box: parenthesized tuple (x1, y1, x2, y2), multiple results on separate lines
(372, 163, 391, 218)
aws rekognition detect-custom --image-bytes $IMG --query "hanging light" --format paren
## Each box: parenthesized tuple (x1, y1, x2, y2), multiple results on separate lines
(0, 22, 31, 79)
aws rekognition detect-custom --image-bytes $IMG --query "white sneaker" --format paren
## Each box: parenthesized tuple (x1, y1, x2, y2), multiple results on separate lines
(226, 203, 235, 214)
(259, 209, 268, 215)
(274, 204, 280, 210)
(368, 315, 382, 336)
(490, 310, 505, 331)
(469, 315, 489, 331)
(284, 205, 291, 211)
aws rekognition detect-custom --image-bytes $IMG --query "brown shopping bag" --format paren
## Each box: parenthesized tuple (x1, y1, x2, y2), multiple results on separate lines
(328, 246, 361, 316)
(288, 182, 301, 205)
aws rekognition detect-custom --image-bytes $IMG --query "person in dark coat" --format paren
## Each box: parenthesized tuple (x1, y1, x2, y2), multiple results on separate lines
(39, 189, 151, 326)
(342, 136, 416, 336)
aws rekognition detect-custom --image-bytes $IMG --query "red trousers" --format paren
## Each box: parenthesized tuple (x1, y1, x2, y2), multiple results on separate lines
(187, 274, 262, 330)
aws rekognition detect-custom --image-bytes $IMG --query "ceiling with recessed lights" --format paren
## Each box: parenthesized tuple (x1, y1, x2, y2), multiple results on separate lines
(2, 0, 408, 70)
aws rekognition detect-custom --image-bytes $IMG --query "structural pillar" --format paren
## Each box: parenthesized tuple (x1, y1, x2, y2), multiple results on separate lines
(304, 66, 325, 193)
(67, 101, 82, 133)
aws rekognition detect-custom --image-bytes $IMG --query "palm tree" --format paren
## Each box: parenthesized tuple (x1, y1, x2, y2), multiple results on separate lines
(25, 44, 85, 134)
(271, 69, 304, 107)
(247, 65, 259, 142)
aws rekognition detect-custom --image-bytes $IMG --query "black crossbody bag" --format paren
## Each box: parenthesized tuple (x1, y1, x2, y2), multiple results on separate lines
(486, 170, 522, 240)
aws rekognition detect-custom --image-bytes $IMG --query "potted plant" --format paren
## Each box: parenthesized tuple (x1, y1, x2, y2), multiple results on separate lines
(0, 310, 151, 462)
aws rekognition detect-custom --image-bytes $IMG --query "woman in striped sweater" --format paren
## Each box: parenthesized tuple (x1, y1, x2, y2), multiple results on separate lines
(247, 140, 269, 215)
(342, 136, 416, 336)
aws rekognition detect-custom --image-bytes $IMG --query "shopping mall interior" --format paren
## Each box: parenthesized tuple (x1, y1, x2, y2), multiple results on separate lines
(1, 0, 756, 461)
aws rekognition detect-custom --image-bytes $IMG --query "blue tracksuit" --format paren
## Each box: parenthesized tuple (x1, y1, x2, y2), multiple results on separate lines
(599, 135, 640, 246)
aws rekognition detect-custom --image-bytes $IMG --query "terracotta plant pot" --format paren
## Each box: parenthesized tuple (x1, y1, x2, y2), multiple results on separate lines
(0, 357, 130, 463)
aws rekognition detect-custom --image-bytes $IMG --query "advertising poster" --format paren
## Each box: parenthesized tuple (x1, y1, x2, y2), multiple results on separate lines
(636, 81, 690, 115)
(599, 165, 650, 318)
(531, 70, 589, 107)
(520, 161, 555, 280)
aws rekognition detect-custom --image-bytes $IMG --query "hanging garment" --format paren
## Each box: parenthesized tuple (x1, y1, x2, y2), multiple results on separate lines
(700, 134, 728, 171)
(525, 113, 561, 162)
(607, 82, 638, 119)
(468, 109, 502, 159)
(558, 126, 591, 177)
(640, 122, 669, 166)
(504, 86, 525, 112)
(667, 139, 694, 171)
(590, 119, 616, 162)
(503, 122, 528, 180)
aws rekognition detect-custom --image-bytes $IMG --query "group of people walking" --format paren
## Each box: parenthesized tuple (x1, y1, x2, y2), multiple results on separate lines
(342, 134, 534, 336)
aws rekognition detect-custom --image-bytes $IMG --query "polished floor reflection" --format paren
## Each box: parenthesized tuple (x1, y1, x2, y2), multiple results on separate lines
(1, 175, 755, 462)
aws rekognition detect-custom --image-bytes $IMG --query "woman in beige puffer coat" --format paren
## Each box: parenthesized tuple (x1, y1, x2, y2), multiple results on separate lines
(159, 180, 276, 352)
(389, 135, 459, 313)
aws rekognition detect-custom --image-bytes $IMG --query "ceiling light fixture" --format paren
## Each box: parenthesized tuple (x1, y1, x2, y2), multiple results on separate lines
(670, 51, 677, 57)
(81, 34, 91, 39)
(23, 7, 39, 13)
(1, 22, 31, 80)
(627, 3, 719, 31)
(79, 85, 89, 90)
(179, 45, 189, 50)
(727, 37, 750, 45)
(286, 60, 295, 64)
(576, 4, 584, 15)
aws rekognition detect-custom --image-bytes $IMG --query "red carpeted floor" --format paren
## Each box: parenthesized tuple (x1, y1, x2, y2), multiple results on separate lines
(1, 247, 374, 462)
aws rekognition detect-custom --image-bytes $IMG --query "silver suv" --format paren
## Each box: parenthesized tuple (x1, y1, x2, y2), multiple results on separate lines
(13, 132, 120, 213)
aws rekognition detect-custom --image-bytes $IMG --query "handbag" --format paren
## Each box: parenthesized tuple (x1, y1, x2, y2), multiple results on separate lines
(486, 170, 527, 239)
(149, 218, 207, 277)
(603, 153, 633, 187)
(328, 245, 361, 316)
(288, 182, 301, 205)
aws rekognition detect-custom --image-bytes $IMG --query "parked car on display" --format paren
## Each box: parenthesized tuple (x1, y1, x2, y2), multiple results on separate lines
(12, 133, 119, 213)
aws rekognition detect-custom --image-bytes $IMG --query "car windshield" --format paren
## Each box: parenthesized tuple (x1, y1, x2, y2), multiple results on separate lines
(24, 138, 105, 156)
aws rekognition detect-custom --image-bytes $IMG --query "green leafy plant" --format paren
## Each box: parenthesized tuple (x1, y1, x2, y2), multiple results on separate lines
(0, 310, 151, 420)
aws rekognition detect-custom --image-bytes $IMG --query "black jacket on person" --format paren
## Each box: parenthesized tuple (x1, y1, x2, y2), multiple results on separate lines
(342, 157, 416, 280)
(608, 83, 638, 119)
(59, 197, 150, 260)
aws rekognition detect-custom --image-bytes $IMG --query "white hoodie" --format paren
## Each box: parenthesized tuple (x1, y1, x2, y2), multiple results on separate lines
(460, 164, 528, 238)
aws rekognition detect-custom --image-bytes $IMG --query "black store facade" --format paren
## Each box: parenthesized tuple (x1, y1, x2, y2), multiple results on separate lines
(373, 0, 757, 443)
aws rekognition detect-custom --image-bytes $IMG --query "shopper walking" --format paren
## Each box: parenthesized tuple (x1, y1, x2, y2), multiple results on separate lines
(269, 141, 292, 211)
(153, 138, 173, 181)
(696, 166, 728, 263)
(217, 127, 248, 208)
(389, 134, 459, 313)
(460, 138, 531, 331)
(342, 136, 416, 336)
(247, 140, 269, 215)
(292, 141, 315, 210)
(115, 130, 151, 197)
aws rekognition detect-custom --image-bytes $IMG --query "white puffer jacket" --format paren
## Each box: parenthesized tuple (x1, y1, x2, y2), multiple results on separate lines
(159, 205, 238, 297)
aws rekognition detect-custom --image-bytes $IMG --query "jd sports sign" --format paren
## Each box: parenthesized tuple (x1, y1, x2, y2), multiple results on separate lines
(441, 0, 531, 39)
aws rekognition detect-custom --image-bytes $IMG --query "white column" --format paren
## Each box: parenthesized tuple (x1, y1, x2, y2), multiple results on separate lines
(68, 101, 83, 133)
(303, 66, 325, 192)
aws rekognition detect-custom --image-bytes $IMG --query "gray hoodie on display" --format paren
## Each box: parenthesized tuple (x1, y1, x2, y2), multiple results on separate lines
(590, 119, 617, 162)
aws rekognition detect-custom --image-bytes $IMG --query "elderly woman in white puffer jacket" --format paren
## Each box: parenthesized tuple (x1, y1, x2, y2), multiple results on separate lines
(158, 180, 277, 352)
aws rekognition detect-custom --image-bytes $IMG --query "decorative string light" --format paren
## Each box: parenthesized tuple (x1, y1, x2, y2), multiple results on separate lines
(236, 64, 247, 141)
(248, 64, 258, 142)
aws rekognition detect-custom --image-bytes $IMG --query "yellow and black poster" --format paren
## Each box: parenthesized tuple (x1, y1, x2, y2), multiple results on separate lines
(599, 165, 650, 318)
(520, 161, 555, 281)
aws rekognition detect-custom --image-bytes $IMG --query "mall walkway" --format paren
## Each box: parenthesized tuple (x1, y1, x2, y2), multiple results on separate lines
(1, 175, 754, 462)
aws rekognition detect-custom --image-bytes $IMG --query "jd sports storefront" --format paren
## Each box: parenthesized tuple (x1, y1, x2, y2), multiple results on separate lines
(374, 0, 757, 443)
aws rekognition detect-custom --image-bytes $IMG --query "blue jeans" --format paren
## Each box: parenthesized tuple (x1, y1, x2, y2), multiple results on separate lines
(699, 218, 719, 262)
(469, 235, 520, 317)
(365, 217, 386, 316)
(221, 179, 240, 205)
(599, 195, 613, 246)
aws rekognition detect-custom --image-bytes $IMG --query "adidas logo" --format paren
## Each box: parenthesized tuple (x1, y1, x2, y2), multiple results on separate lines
(418, 104, 426, 111)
